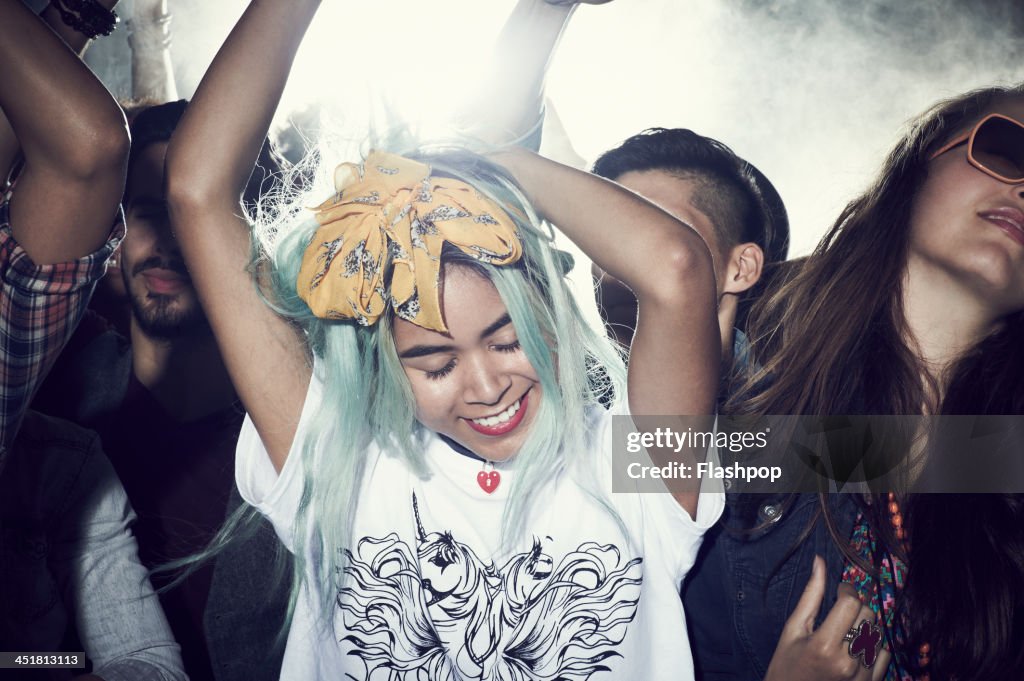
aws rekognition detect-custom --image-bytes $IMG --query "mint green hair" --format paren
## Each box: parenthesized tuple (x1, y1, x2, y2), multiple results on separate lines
(252, 146, 628, 623)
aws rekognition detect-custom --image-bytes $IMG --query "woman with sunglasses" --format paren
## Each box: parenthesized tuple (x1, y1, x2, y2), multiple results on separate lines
(721, 88, 1024, 681)
(163, 0, 724, 678)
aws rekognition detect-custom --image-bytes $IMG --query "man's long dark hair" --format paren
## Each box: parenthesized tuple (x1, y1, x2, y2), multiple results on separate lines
(728, 86, 1024, 679)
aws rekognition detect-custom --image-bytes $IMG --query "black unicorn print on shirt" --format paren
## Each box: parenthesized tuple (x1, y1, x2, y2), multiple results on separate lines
(336, 493, 643, 680)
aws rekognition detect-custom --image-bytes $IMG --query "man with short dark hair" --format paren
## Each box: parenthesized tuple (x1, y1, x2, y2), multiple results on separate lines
(591, 127, 789, 363)
(590, 128, 801, 681)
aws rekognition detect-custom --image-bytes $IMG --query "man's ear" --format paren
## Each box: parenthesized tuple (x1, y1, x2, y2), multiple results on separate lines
(722, 242, 764, 295)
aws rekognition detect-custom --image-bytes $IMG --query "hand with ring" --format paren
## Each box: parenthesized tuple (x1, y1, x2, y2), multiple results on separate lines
(764, 556, 892, 681)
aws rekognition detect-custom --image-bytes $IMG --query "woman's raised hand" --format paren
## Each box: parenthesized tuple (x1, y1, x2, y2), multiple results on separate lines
(765, 557, 891, 681)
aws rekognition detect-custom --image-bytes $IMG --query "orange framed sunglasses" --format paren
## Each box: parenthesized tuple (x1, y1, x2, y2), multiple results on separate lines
(930, 113, 1024, 184)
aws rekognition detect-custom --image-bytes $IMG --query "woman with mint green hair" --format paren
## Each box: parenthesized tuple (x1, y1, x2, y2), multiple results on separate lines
(164, 0, 722, 679)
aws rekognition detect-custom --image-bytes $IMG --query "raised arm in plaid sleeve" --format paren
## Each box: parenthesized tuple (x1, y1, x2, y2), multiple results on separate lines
(0, 0, 129, 466)
(0, 199, 123, 461)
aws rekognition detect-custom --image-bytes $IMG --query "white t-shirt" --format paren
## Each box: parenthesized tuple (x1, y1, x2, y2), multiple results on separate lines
(237, 370, 724, 680)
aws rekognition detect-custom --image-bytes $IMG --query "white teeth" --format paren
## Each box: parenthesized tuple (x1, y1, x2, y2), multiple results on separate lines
(472, 399, 521, 427)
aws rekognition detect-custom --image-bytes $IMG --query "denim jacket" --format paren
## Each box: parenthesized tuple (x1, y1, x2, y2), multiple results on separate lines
(682, 492, 859, 680)
(0, 411, 186, 681)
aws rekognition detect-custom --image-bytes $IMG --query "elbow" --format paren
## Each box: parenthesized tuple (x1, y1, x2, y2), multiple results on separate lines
(61, 114, 131, 184)
(164, 160, 199, 216)
(165, 153, 214, 222)
(641, 235, 717, 305)
(164, 145, 233, 221)
(92, 652, 188, 681)
(164, 144, 197, 208)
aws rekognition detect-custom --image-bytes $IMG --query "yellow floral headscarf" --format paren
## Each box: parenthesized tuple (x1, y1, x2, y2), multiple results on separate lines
(297, 151, 522, 332)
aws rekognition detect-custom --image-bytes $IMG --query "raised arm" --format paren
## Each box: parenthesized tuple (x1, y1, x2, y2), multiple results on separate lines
(126, 0, 178, 102)
(0, 0, 118, 181)
(165, 0, 320, 470)
(465, 0, 611, 146)
(492, 148, 720, 515)
(0, 0, 128, 265)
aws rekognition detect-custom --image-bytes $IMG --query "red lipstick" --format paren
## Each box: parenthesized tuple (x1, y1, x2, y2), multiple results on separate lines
(464, 390, 530, 436)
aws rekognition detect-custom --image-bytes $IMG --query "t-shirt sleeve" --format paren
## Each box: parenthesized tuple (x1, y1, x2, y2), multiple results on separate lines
(637, 431, 725, 580)
(235, 367, 324, 553)
(598, 403, 725, 581)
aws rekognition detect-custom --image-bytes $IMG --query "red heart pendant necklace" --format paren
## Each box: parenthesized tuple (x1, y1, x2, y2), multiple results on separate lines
(439, 434, 502, 495)
(477, 461, 501, 494)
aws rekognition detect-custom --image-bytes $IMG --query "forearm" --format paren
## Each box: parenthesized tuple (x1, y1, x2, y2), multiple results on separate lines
(166, 0, 320, 210)
(0, 0, 126, 178)
(59, 445, 186, 681)
(127, 0, 177, 101)
(492, 148, 715, 304)
(74, 489, 186, 681)
(470, 0, 575, 144)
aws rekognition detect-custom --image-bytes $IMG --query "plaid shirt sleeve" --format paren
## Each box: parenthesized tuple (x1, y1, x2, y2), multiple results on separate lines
(0, 197, 124, 463)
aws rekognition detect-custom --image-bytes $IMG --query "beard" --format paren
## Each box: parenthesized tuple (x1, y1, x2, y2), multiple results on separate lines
(122, 254, 209, 340)
(128, 290, 208, 339)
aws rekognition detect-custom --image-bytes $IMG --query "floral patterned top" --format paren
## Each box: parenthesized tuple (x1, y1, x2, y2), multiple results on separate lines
(842, 513, 927, 681)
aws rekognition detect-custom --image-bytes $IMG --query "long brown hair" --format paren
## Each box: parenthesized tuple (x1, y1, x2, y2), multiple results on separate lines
(729, 85, 1024, 679)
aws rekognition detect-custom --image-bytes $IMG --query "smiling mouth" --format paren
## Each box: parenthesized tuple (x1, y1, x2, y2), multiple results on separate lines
(464, 390, 531, 436)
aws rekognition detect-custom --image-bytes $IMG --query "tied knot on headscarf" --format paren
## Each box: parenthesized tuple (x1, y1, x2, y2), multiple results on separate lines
(297, 151, 522, 332)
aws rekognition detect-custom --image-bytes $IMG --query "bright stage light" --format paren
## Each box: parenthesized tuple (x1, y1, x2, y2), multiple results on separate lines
(166, 0, 1021, 267)
(276, 0, 519, 142)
